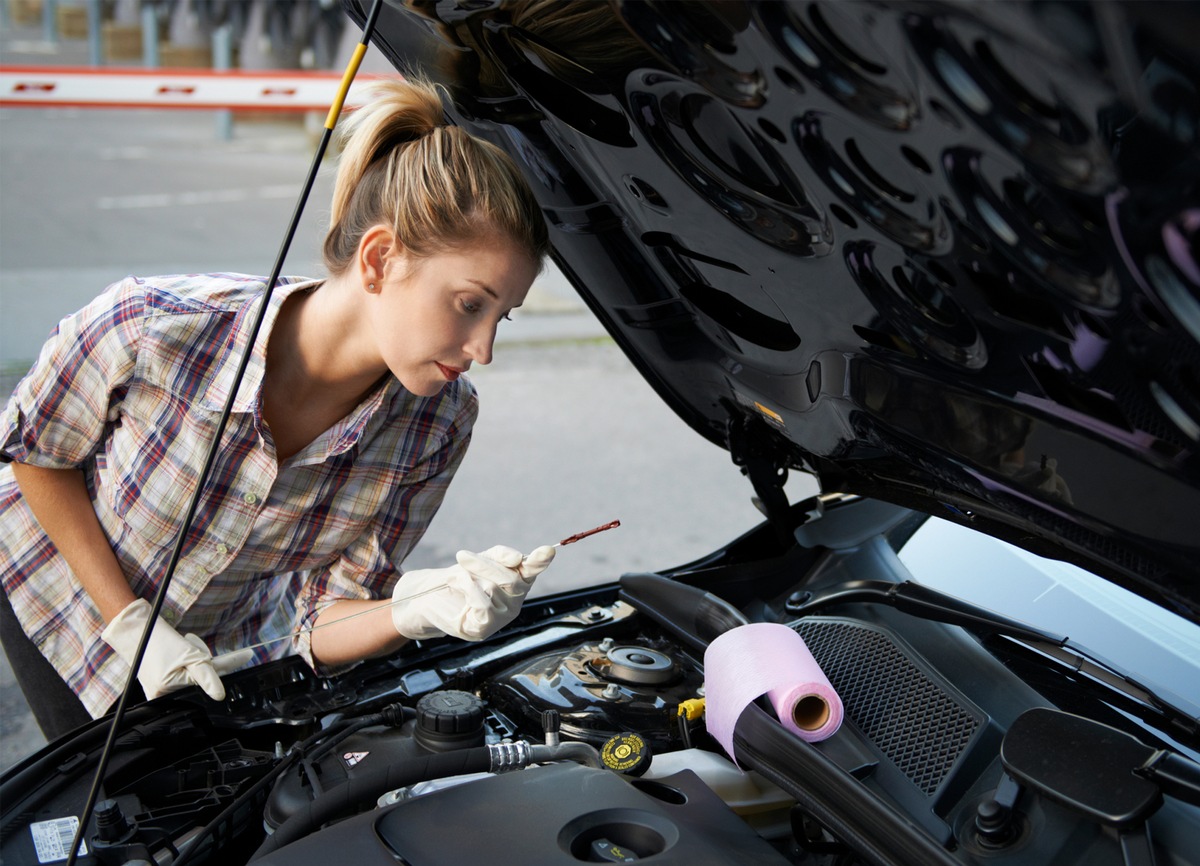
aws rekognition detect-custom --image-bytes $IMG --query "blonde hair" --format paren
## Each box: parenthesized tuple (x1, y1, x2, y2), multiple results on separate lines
(323, 77, 548, 274)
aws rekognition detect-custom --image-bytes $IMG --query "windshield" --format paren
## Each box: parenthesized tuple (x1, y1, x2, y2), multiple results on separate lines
(898, 517, 1200, 712)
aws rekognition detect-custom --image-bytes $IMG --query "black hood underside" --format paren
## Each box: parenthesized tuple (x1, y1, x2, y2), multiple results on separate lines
(349, 0, 1200, 623)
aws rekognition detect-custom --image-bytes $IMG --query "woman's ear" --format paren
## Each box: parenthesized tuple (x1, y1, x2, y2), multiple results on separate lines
(357, 225, 401, 293)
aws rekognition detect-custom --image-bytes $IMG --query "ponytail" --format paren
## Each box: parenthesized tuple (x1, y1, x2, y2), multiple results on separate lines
(322, 77, 548, 274)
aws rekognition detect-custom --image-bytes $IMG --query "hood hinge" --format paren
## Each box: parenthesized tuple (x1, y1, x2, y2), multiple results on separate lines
(727, 411, 794, 546)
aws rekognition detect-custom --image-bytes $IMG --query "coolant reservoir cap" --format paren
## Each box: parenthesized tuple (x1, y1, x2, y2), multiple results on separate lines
(601, 732, 652, 777)
(415, 690, 486, 752)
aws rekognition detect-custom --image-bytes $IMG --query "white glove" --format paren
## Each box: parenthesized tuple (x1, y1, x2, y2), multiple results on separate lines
(391, 545, 556, 641)
(101, 598, 231, 701)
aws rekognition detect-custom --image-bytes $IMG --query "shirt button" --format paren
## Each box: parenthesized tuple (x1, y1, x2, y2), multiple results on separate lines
(216, 542, 229, 555)
(243, 492, 259, 505)
(163, 609, 178, 625)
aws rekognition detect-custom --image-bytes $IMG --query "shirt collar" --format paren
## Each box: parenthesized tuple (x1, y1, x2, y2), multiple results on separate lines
(201, 278, 322, 414)
(325, 375, 400, 459)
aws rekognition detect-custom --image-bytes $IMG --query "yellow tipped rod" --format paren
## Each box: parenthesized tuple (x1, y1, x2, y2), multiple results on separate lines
(326, 42, 369, 130)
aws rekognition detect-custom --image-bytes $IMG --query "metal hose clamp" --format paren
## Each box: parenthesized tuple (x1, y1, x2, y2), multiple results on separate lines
(487, 741, 532, 773)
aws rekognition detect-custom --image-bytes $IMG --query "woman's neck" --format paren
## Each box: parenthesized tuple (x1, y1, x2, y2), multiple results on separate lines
(268, 276, 387, 406)
(260, 278, 389, 461)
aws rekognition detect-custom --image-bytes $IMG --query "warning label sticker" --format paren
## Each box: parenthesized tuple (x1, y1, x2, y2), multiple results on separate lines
(343, 750, 369, 767)
(30, 817, 87, 863)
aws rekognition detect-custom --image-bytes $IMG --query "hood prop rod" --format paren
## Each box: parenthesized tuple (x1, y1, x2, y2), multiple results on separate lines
(65, 3, 385, 863)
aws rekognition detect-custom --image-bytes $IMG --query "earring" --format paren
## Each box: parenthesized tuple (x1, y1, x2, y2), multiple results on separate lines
(368, 282, 376, 290)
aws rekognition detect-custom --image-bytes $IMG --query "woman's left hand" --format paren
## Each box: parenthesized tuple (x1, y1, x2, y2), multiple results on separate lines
(456, 544, 556, 636)
(391, 544, 555, 641)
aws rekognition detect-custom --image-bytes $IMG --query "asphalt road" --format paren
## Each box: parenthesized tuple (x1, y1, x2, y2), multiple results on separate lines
(0, 100, 818, 769)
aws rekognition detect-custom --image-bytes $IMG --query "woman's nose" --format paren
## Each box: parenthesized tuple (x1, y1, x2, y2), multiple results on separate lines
(465, 322, 496, 366)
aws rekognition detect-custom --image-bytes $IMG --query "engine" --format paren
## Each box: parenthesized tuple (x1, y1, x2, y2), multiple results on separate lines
(3, 574, 1197, 866)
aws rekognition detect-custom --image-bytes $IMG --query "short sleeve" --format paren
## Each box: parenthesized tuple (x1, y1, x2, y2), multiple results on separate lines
(2, 278, 144, 468)
(289, 405, 475, 672)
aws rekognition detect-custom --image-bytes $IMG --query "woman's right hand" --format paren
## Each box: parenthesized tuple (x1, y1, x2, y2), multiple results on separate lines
(100, 598, 228, 701)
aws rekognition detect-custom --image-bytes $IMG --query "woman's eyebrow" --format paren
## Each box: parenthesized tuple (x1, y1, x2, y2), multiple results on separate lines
(464, 279, 523, 307)
(465, 279, 498, 299)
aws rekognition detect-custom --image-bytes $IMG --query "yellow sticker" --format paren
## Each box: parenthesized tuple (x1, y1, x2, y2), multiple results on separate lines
(754, 401, 784, 426)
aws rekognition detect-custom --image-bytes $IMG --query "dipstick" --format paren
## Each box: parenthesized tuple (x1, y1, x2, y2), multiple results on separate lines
(555, 519, 620, 547)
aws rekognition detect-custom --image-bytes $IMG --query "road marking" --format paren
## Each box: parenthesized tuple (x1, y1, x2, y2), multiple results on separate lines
(97, 186, 297, 209)
(99, 146, 152, 160)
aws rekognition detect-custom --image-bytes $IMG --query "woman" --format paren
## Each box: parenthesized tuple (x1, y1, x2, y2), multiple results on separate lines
(0, 77, 555, 740)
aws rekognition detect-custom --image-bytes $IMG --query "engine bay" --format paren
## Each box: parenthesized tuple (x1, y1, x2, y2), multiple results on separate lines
(3, 519, 1199, 866)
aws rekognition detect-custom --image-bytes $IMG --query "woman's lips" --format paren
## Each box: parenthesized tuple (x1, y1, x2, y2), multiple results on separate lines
(436, 363, 465, 381)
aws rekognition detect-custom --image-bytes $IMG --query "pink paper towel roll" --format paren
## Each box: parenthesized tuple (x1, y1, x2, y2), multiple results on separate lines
(704, 622, 843, 765)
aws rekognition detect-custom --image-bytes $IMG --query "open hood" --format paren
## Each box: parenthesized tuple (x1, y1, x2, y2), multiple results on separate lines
(349, 0, 1200, 622)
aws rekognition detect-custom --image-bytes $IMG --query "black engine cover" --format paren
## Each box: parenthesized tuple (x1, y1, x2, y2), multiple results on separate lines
(254, 763, 790, 865)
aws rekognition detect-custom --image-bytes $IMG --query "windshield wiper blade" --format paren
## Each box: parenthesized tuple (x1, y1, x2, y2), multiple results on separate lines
(997, 635, 1200, 743)
(791, 579, 1068, 645)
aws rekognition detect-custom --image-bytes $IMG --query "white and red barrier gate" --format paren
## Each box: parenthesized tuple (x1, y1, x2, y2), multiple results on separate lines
(0, 65, 382, 111)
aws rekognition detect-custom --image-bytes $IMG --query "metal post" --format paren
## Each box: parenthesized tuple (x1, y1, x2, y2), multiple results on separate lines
(213, 23, 233, 140)
(87, 0, 102, 65)
(43, 0, 59, 44)
(141, 2, 158, 67)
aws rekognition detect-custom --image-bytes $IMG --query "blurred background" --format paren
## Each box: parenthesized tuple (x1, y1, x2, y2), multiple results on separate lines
(0, 1, 817, 771)
(6, 0, 371, 75)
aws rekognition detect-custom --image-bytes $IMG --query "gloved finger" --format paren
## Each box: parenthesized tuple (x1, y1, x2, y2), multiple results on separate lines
(518, 545, 556, 581)
(137, 674, 169, 701)
(459, 607, 493, 641)
(427, 589, 496, 641)
(186, 661, 227, 701)
(173, 634, 228, 700)
(456, 549, 524, 593)
(212, 647, 255, 675)
(474, 545, 525, 568)
(182, 632, 215, 658)
(453, 566, 515, 639)
(461, 590, 523, 641)
(446, 563, 500, 609)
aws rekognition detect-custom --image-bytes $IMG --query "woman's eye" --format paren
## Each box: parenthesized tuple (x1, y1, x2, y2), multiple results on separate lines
(461, 299, 481, 314)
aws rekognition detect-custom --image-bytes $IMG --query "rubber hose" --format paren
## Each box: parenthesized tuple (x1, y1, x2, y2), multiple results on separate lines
(617, 572, 749, 653)
(305, 705, 415, 764)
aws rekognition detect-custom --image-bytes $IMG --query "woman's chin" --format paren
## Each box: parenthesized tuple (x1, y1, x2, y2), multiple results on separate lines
(401, 376, 449, 398)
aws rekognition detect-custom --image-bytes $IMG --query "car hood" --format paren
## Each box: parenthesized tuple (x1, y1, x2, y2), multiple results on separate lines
(350, 0, 1200, 623)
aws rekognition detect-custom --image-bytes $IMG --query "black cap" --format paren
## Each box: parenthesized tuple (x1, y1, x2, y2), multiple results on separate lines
(414, 690, 486, 752)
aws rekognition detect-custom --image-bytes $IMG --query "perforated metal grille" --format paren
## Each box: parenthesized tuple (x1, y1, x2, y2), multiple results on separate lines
(795, 618, 982, 795)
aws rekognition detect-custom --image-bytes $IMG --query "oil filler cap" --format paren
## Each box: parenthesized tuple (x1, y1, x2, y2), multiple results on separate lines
(600, 732, 652, 777)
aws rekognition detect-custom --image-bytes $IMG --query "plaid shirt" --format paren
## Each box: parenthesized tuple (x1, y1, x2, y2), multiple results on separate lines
(0, 274, 476, 717)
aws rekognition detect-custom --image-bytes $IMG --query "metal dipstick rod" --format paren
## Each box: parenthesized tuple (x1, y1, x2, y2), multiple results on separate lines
(219, 519, 621, 658)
